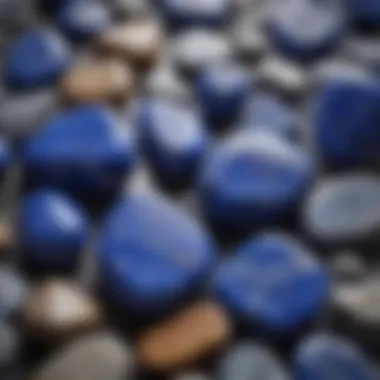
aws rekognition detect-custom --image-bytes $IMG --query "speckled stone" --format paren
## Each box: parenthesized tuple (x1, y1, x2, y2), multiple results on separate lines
(23, 279, 103, 345)
(137, 301, 232, 372)
(96, 20, 163, 71)
(60, 58, 134, 105)
(30, 332, 135, 380)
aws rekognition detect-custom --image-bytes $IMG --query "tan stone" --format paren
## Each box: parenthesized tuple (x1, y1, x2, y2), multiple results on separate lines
(96, 20, 163, 71)
(23, 278, 103, 345)
(137, 301, 232, 372)
(60, 58, 134, 105)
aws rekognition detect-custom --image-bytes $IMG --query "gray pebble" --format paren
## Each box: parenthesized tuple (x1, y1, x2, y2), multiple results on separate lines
(329, 251, 367, 283)
(0, 0, 39, 32)
(345, 36, 380, 70)
(31, 332, 135, 380)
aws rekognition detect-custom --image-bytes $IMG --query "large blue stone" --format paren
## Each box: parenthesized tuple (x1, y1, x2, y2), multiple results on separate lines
(23, 105, 136, 201)
(139, 99, 209, 189)
(213, 233, 329, 334)
(4, 29, 71, 89)
(19, 190, 89, 273)
(99, 191, 217, 314)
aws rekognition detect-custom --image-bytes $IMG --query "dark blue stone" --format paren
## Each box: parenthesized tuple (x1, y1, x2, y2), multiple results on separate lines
(268, 0, 346, 62)
(316, 76, 380, 169)
(139, 99, 209, 189)
(213, 233, 329, 334)
(99, 191, 217, 314)
(23, 105, 136, 201)
(347, 0, 380, 28)
(198, 131, 316, 234)
(4, 29, 71, 89)
(243, 93, 301, 144)
(57, 0, 112, 42)
(294, 334, 377, 380)
(196, 64, 252, 125)
(161, 0, 233, 28)
(19, 189, 89, 273)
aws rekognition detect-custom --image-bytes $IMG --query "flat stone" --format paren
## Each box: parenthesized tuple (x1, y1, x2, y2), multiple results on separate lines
(0, 88, 57, 139)
(96, 20, 163, 71)
(137, 301, 231, 372)
(60, 58, 134, 105)
(30, 332, 134, 380)
(23, 278, 103, 345)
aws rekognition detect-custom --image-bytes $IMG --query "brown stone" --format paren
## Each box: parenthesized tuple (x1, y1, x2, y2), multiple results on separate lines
(23, 278, 103, 345)
(137, 301, 232, 372)
(60, 58, 134, 105)
(96, 20, 163, 71)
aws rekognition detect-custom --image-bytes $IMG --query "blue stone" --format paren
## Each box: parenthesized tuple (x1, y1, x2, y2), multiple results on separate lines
(23, 105, 136, 201)
(139, 99, 209, 189)
(198, 131, 316, 234)
(57, 0, 112, 42)
(19, 189, 89, 273)
(316, 76, 380, 169)
(268, 0, 346, 62)
(161, 0, 233, 28)
(196, 64, 252, 125)
(4, 29, 71, 90)
(294, 334, 377, 380)
(213, 233, 329, 334)
(242, 93, 301, 144)
(99, 191, 217, 314)
(347, 0, 380, 28)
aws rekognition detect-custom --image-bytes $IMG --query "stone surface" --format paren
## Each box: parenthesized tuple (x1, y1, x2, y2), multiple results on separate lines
(23, 279, 103, 345)
(137, 301, 231, 371)
(60, 58, 134, 105)
(30, 332, 134, 380)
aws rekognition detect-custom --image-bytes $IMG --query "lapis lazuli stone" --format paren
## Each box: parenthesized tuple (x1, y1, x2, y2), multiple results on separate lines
(4, 29, 71, 89)
(161, 0, 233, 29)
(19, 190, 89, 273)
(57, 0, 112, 42)
(243, 93, 301, 144)
(196, 64, 252, 125)
(347, 0, 380, 28)
(139, 99, 209, 189)
(23, 105, 136, 201)
(99, 191, 217, 314)
(267, 0, 346, 62)
(294, 334, 377, 380)
(316, 76, 380, 169)
(198, 130, 316, 234)
(213, 233, 329, 334)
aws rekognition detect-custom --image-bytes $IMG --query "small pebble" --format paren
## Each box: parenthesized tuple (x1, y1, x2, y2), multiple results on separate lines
(213, 233, 329, 334)
(329, 251, 366, 283)
(23, 278, 103, 345)
(96, 20, 163, 71)
(3, 28, 71, 90)
(137, 301, 231, 372)
(23, 106, 136, 200)
(0, 322, 20, 370)
(19, 190, 89, 273)
(217, 342, 290, 380)
(139, 99, 209, 189)
(31, 332, 135, 380)
(196, 63, 252, 125)
(345, 36, 380, 70)
(99, 191, 217, 314)
(60, 58, 134, 105)
(303, 174, 380, 244)
(198, 131, 316, 234)
(294, 333, 377, 380)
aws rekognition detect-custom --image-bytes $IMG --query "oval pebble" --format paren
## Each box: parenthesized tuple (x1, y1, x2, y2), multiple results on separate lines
(99, 191, 217, 314)
(23, 105, 136, 200)
(293, 333, 377, 380)
(303, 174, 380, 244)
(196, 63, 252, 125)
(19, 190, 89, 273)
(213, 233, 330, 334)
(267, 0, 346, 62)
(217, 342, 290, 380)
(198, 130, 316, 234)
(3, 29, 71, 90)
(139, 99, 209, 189)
